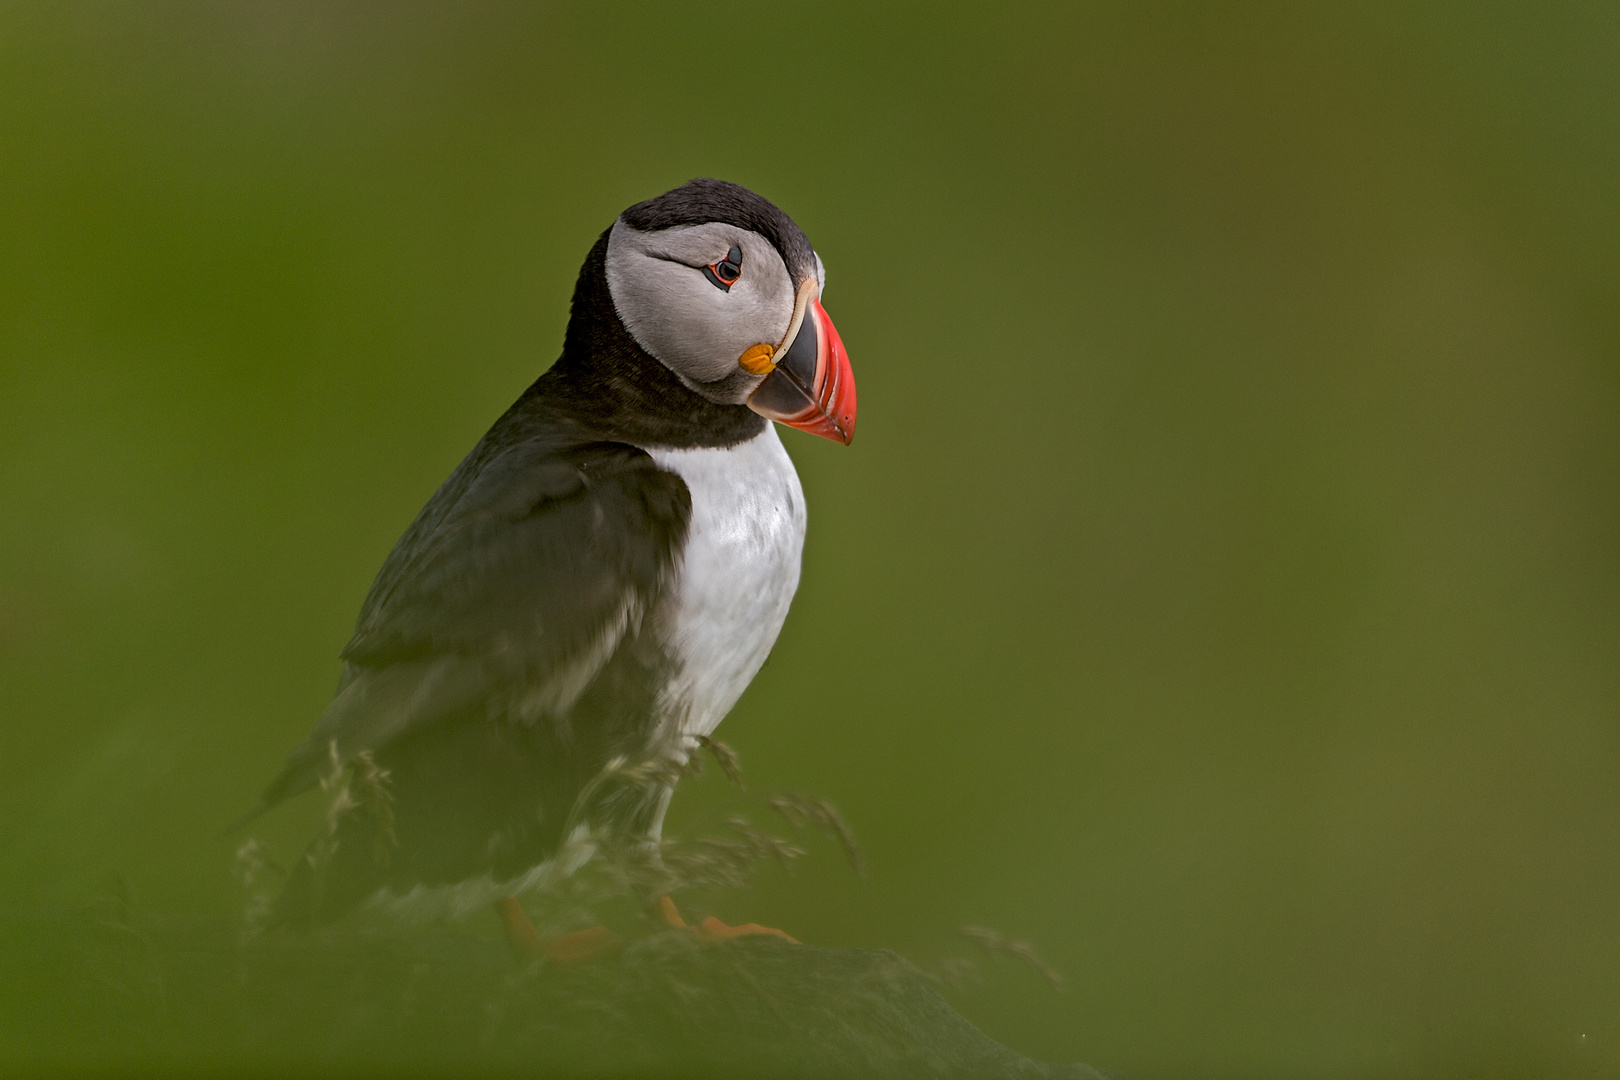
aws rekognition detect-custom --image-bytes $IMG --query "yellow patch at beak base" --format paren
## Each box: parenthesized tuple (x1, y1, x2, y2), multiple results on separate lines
(738, 342, 777, 375)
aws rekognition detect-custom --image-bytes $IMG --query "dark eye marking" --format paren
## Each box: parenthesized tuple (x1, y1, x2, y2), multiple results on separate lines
(702, 244, 744, 292)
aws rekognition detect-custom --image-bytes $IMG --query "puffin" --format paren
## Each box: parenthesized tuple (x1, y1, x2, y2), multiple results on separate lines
(244, 179, 855, 947)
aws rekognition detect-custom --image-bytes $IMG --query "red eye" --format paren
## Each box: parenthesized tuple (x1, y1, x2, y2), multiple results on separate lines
(702, 244, 744, 291)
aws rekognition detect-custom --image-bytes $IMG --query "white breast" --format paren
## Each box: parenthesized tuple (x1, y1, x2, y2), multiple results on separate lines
(647, 424, 806, 741)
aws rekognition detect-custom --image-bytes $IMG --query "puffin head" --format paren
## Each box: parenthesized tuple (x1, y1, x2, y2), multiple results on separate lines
(603, 179, 856, 444)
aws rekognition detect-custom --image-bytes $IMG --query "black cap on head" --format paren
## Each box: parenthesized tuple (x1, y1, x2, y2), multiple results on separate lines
(621, 179, 817, 286)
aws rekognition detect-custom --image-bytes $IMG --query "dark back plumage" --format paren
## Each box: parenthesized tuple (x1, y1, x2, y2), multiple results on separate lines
(255, 179, 820, 926)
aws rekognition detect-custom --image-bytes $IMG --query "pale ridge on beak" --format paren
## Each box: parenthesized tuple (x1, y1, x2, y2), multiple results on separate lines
(745, 278, 857, 444)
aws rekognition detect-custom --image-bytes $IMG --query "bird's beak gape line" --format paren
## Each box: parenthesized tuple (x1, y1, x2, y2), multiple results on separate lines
(742, 277, 857, 445)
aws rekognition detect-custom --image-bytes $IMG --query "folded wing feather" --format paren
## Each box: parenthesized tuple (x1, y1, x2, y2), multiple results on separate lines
(258, 438, 691, 811)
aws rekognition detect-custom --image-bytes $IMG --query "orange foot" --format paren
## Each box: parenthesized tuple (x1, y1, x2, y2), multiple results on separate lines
(541, 924, 620, 964)
(495, 897, 620, 964)
(657, 894, 799, 944)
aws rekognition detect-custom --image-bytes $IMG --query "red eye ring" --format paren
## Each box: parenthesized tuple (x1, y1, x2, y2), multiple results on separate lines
(702, 244, 744, 292)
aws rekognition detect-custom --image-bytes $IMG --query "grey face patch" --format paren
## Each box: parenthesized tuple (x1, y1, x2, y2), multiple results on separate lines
(620, 178, 818, 286)
(605, 220, 796, 403)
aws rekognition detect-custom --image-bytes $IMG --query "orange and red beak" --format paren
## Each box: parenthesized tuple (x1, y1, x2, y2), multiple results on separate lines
(746, 281, 856, 445)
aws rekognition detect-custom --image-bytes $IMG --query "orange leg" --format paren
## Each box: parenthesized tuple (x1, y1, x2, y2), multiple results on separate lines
(542, 924, 619, 964)
(496, 897, 540, 953)
(495, 897, 620, 963)
(656, 893, 689, 929)
(656, 894, 798, 944)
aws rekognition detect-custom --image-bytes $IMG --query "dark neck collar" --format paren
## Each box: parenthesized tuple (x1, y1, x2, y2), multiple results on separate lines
(519, 229, 766, 450)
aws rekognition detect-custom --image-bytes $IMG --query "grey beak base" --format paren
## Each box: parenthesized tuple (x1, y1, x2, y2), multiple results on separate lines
(747, 311, 819, 420)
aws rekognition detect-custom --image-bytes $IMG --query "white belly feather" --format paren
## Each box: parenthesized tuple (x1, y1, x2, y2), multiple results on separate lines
(648, 424, 806, 741)
(362, 426, 805, 924)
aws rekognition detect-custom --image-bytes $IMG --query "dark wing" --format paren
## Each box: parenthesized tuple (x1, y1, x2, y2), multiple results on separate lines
(257, 438, 690, 810)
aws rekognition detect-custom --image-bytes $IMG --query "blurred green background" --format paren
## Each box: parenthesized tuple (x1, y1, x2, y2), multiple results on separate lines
(3, 2, 1619, 1076)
